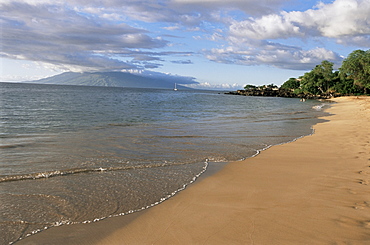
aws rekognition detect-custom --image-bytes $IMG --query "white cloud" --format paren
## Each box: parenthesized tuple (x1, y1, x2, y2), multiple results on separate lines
(0, 74, 47, 82)
(163, 26, 181, 31)
(205, 45, 342, 70)
(185, 81, 243, 90)
(1, 0, 369, 79)
(229, 0, 370, 40)
(1, 1, 169, 72)
(230, 13, 302, 39)
(302, 0, 370, 38)
(336, 36, 370, 47)
(203, 0, 368, 70)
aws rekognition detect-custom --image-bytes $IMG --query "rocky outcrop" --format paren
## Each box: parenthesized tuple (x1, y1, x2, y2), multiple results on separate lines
(225, 88, 341, 99)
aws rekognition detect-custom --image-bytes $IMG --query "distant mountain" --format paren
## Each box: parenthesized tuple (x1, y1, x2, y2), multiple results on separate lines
(27, 72, 194, 89)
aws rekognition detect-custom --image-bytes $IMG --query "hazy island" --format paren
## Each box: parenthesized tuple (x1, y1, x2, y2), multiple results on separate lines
(23, 71, 195, 90)
(227, 49, 370, 99)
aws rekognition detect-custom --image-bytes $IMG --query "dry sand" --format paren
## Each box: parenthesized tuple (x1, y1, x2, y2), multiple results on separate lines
(18, 96, 370, 245)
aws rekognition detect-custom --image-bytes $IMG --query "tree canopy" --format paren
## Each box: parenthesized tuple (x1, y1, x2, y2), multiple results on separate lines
(340, 49, 370, 93)
(280, 49, 369, 96)
(280, 77, 300, 90)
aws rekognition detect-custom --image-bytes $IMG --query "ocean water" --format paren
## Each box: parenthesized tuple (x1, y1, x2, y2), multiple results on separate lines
(0, 82, 328, 244)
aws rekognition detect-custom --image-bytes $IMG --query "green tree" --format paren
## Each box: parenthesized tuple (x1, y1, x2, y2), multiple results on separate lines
(300, 60, 335, 94)
(281, 78, 300, 90)
(244, 84, 257, 90)
(266, 83, 278, 89)
(312, 60, 335, 93)
(331, 71, 361, 94)
(300, 70, 321, 94)
(340, 49, 370, 93)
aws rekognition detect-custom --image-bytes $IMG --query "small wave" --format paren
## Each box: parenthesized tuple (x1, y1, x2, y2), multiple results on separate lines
(236, 126, 316, 163)
(0, 161, 206, 183)
(312, 103, 326, 110)
(9, 160, 209, 244)
(205, 157, 228, 162)
(0, 169, 90, 183)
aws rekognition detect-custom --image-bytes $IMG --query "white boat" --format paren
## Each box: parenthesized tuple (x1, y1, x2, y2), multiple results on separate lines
(174, 83, 178, 91)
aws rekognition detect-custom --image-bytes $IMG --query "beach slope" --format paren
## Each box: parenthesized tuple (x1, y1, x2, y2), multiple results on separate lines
(18, 97, 370, 244)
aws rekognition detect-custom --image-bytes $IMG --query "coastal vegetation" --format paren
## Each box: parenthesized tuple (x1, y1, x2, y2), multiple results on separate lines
(228, 49, 369, 99)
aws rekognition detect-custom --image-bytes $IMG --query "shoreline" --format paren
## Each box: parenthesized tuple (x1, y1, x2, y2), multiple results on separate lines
(17, 96, 370, 244)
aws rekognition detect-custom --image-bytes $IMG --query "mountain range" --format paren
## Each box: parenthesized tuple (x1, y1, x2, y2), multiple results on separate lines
(26, 72, 195, 89)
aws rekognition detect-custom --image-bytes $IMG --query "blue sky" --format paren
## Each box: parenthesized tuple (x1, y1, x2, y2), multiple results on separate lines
(1, 0, 369, 89)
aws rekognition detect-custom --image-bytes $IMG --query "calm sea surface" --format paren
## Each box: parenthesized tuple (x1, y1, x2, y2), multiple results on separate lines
(0, 82, 328, 244)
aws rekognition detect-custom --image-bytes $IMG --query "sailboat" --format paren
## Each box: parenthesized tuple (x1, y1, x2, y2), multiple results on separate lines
(174, 83, 178, 91)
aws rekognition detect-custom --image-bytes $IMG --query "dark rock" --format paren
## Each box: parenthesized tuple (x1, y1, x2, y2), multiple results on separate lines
(224, 88, 341, 100)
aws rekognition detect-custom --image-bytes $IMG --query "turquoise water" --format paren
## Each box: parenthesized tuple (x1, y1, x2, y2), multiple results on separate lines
(0, 82, 328, 244)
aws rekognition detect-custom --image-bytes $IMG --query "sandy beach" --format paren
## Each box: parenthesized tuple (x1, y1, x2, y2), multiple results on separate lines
(18, 96, 370, 245)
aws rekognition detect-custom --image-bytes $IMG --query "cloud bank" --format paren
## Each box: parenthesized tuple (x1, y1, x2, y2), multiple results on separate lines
(1, 0, 369, 78)
(213, 0, 370, 69)
(229, 0, 370, 40)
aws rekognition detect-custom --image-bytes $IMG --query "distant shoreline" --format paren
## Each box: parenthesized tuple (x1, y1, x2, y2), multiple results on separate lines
(225, 88, 344, 99)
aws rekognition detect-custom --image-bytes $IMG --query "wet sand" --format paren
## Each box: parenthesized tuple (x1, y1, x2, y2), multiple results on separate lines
(18, 96, 370, 244)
